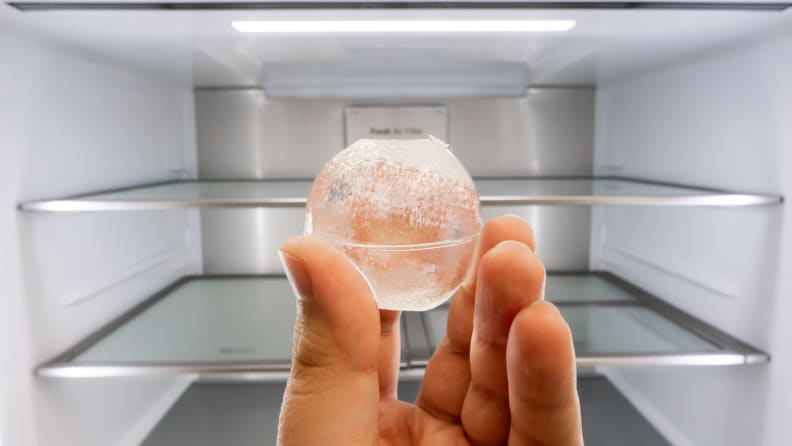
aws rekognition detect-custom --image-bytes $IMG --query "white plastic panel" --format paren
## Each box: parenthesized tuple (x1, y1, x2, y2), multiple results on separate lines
(593, 206, 780, 339)
(592, 24, 792, 446)
(0, 25, 38, 446)
(0, 16, 200, 446)
(1, 6, 790, 88)
(261, 59, 531, 99)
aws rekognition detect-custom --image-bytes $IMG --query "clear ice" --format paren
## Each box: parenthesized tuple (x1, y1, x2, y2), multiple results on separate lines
(305, 137, 482, 311)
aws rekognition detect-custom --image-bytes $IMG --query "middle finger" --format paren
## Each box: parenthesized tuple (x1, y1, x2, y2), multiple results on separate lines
(378, 310, 402, 399)
(416, 216, 536, 421)
(461, 239, 546, 446)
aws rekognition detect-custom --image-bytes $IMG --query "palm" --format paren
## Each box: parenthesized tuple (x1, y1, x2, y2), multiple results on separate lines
(278, 216, 583, 446)
(375, 400, 466, 444)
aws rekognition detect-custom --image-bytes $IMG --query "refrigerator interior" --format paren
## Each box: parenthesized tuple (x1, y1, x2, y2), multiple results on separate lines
(1, 2, 791, 445)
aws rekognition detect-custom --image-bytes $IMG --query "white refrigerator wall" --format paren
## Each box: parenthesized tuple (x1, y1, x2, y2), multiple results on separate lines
(3, 6, 792, 446)
(592, 25, 792, 446)
(0, 17, 201, 446)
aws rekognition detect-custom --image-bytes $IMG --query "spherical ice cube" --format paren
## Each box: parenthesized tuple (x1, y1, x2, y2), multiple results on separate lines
(305, 136, 482, 311)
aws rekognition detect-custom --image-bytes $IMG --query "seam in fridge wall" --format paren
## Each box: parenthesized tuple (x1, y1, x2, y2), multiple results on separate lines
(182, 88, 204, 273)
(604, 370, 696, 446)
(113, 377, 193, 446)
(59, 245, 189, 307)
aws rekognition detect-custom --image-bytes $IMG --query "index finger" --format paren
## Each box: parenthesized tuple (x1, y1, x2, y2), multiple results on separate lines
(416, 215, 536, 421)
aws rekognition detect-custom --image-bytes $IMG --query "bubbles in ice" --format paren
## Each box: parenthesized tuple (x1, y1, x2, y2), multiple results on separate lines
(305, 137, 482, 311)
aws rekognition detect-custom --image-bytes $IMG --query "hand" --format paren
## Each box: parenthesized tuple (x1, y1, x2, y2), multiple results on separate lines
(277, 215, 583, 445)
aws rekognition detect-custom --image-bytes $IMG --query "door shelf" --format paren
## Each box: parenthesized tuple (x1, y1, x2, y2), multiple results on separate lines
(36, 273, 768, 380)
(18, 177, 781, 212)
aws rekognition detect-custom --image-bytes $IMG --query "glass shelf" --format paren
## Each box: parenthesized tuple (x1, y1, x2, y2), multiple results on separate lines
(19, 178, 781, 212)
(426, 305, 718, 357)
(140, 377, 669, 446)
(37, 273, 767, 379)
(546, 273, 636, 303)
(73, 278, 296, 363)
(418, 273, 768, 367)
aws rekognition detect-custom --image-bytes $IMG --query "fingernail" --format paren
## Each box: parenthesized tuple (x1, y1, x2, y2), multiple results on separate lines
(279, 249, 313, 300)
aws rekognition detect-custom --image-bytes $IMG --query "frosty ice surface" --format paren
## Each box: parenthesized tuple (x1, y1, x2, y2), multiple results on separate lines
(305, 137, 482, 311)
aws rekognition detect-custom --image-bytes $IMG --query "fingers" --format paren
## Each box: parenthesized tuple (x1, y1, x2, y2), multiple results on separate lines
(507, 302, 583, 446)
(417, 215, 535, 422)
(277, 236, 380, 446)
(413, 288, 474, 421)
(461, 240, 546, 446)
(468, 215, 537, 298)
(378, 310, 401, 399)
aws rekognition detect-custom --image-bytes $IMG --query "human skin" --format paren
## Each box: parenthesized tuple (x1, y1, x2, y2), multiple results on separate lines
(277, 215, 584, 445)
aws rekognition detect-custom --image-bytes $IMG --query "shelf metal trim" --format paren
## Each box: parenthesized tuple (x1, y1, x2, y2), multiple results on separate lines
(411, 351, 755, 368)
(20, 194, 777, 212)
(20, 198, 309, 212)
(480, 194, 779, 206)
(37, 352, 757, 380)
(18, 177, 783, 212)
(37, 363, 290, 379)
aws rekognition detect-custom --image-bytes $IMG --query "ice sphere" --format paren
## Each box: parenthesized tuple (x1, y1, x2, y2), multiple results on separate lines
(305, 136, 482, 311)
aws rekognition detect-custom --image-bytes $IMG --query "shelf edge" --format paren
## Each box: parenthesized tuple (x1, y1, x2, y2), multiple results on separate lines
(37, 351, 767, 381)
(19, 193, 782, 212)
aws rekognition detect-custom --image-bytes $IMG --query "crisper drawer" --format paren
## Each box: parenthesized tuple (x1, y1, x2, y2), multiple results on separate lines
(138, 377, 669, 446)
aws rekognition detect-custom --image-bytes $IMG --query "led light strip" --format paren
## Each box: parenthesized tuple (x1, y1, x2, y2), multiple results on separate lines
(232, 19, 575, 33)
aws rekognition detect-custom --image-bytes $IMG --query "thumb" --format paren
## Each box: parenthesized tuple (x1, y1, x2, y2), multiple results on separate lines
(277, 235, 381, 446)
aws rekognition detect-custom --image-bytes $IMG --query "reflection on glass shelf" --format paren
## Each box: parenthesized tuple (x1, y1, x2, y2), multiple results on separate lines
(20, 181, 311, 211)
(475, 178, 778, 206)
(425, 306, 717, 357)
(69, 275, 633, 362)
(567, 306, 718, 354)
(89, 181, 310, 201)
(19, 178, 781, 211)
(475, 178, 702, 197)
(37, 273, 768, 379)
(74, 278, 296, 363)
(546, 274, 635, 302)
